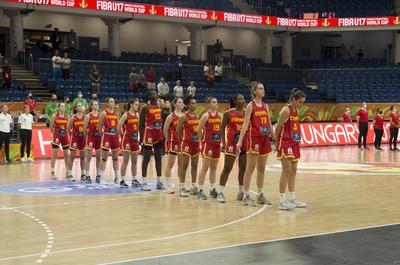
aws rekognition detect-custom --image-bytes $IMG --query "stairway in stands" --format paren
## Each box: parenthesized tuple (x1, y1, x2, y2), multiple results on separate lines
(9, 61, 52, 101)
(230, 0, 259, 14)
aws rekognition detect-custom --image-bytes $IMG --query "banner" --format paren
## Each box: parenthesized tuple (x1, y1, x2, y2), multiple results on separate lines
(6, 0, 400, 29)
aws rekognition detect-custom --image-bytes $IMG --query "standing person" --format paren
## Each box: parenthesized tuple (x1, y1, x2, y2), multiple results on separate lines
(146, 66, 156, 91)
(206, 65, 215, 89)
(83, 100, 101, 184)
(275, 88, 307, 210)
(217, 94, 248, 203)
(45, 94, 59, 127)
(97, 98, 120, 184)
(139, 90, 164, 191)
(51, 28, 62, 51)
(49, 103, 70, 180)
(157, 78, 169, 100)
(61, 52, 71, 80)
(1, 61, 11, 89)
(129, 67, 138, 93)
(164, 57, 173, 82)
(237, 82, 276, 206)
(90, 64, 101, 95)
(0, 105, 13, 163)
(203, 62, 209, 83)
(72, 91, 89, 112)
(67, 103, 86, 181)
(67, 29, 77, 55)
(176, 96, 200, 196)
(18, 105, 35, 162)
(342, 108, 352, 122)
(373, 108, 385, 151)
(389, 105, 399, 151)
(117, 98, 140, 188)
(173, 80, 184, 98)
(356, 102, 369, 150)
(187, 81, 196, 97)
(175, 56, 183, 81)
(24, 92, 37, 116)
(214, 63, 223, 83)
(163, 97, 184, 194)
(196, 97, 222, 200)
(52, 50, 62, 79)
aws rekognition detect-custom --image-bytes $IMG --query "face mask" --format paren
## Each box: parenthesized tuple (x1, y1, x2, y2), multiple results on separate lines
(52, 98, 56, 102)
(28, 95, 32, 99)
(92, 96, 97, 100)
(78, 94, 82, 98)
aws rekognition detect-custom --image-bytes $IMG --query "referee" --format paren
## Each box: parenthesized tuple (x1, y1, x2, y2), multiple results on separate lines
(0, 104, 14, 163)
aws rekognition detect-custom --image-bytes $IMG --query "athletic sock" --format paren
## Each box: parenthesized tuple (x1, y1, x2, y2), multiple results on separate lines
(219, 185, 225, 193)
(51, 168, 55, 173)
(114, 170, 119, 179)
(165, 177, 170, 187)
(179, 183, 185, 189)
(257, 189, 263, 196)
(99, 170, 104, 178)
(244, 191, 250, 198)
(289, 192, 296, 201)
(198, 185, 203, 191)
(238, 185, 243, 192)
(81, 170, 86, 176)
(210, 183, 216, 190)
(157, 176, 162, 183)
(67, 169, 72, 176)
(191, 183, 196, 188)
(280, 193, 286, 203)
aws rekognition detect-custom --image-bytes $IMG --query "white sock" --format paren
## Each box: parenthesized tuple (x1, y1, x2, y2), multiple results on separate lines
(257, 189, 263, 195)
(239, 185, 243, 192)
(191, 183, 196, 188)
(289, 192, 296, 201)
(280, 193, 286, 202)
(114, 170, 119, 179)
(51, 168, 55, 173)
(81, 170, 86, 175)
(244, 191, 250, 197)
(198, 185, 203, 190)
(67, 169, 72, 175)
(132, 176, 138, 180)
(179, 183, 185, 189)
(219, 185, 225, 193)
(210, 183, 215, 190)
(157, 176, 162, 183)
(142, 178, 147, 184)
(165, 177, 170, 186)
(99, 170, 104, 177)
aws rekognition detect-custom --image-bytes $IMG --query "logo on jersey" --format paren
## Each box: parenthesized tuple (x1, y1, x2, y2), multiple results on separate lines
(254, 144, 260, 151)
(287, 147, 293, 154)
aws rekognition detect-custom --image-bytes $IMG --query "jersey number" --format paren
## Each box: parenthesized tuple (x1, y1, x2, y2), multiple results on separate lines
(261, 117, 267, 125)
(213, 124, 220, 131)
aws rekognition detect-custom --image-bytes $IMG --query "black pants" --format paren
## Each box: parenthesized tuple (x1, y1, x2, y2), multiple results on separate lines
(374, 128, 383, 149)
(358, 122, 368, 147)
(389, 127, 399, 149)
(0, 132, 11, 161)
(20, 129, 32, 158)
(62, 69, 70, 79)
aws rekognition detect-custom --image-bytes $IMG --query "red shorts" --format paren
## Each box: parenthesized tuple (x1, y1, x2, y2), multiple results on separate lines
(52, 131, 69, 148)
(121, 134, 140, 153)
(85, 134, 101, 150)
(143, 128, 163, 146)
(181, 141, 200, 157)
(166, 140, 181, 154)
(201, 142, 221, 159)
(70, 134, 85, 151)
(101, 133, 120, 151)
(277, 144, 300, 161)
(225, 138, 249, 156)
(249, 135, 272, 156)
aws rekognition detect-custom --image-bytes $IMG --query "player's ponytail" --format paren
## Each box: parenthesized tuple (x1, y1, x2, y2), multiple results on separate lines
(289, 88, 306, 102)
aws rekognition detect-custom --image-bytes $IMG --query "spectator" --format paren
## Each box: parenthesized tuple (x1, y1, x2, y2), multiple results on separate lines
(173, 80, 184, 98)
(0, 104, 13, 163)
(61, 52, 71, 80)
(175, 56, 183, 81)
(146, 66, 156, 91)
(64, 96, 73, 115)
(90, 64, 101, 94)
(51, 28, 62, 52)
(67, 29, 77, 55)
(129, 67, 139, 93)
(18, 105, 35, 162)
(157, 77, 169, 99)
(187, 81, 196, 97)
(214, 39, 223, 64)
(45, 94, 59, 127)
(91, 93, 101, 111)
(207, 64, 215, 88)
(138, 68, 146, 92)
(1, 60, 11, 89)
(73, 91, 89, 112)
(52, 50, 62, 79)
(357, 49, 364, 60)
(164, 57, 173, 82)
(23, 92, 37, 116)
(215, 62, 223, 83)
(203, 61, 209, 83)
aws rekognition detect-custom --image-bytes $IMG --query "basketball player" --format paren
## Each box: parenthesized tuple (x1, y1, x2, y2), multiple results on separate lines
(217, 94, 248, 203)
(176, 96, 200, 197)
(389, 105, 399, 151)
(97, 98, 120, 185)
(196, 97, 222, 200)
(116, 98, 140, 188)
(163, 97, 184, 194)
(83, 100, 101, 183)
(49, 103, 70, 180)
(275, 88, 307, 210)
(237, 82, 276, 206)
(139, 90, 164, 191)
(66, 103, 86, 181)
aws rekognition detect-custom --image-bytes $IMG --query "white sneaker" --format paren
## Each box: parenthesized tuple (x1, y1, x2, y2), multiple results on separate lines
(114, 177, 120, 184)
(21, 157, 27, 162)
(288, 199, 307, 208)
(278, 200, 296, 210)
(27, 158, 34, 162)
(165, 183, 175, 194)
(99, 177, 108, 185)
(141, 182, 151, 191)
(50, 172, 57, 180)
(179, 187, 189, 197)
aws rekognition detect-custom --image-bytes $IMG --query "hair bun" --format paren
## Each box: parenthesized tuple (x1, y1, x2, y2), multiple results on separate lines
(291, 88, 299, 94)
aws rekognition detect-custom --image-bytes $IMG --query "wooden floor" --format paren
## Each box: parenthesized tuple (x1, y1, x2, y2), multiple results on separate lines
(0, 145, 399, 264)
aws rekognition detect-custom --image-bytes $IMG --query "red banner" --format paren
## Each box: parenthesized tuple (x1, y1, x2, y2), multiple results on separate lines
(7, 0, 400, 28)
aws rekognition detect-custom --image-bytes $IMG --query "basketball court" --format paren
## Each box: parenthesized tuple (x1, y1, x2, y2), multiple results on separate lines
(0, 145, 399, 264)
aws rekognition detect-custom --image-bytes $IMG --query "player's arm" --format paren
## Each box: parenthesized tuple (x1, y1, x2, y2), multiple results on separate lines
(67, 115, 74, 136)
(176, 115, 186, 141)
(197, 112, 209, 142)
(49, 115, 56, 134)
(356, 110, 360, 123)
(274, 106, 290, 145)
(139, 104, 148, 144)
(267, 105, 277, 142)
(117, 113, 127, 135)
(220, 111, 229, 149)
(83, 114, 90, 136)
(98, 111, 106, 136)
(163, 114, 172, 140)
(237, 103, 252, 148)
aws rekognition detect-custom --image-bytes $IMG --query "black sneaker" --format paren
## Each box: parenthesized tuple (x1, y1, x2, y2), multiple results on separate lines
(95, 175, 101, 184)
(80, 174, 86, 182)
(120, 180, 129, 188)
(131, 179, 142, 187)
(85, 176, 92, 184)
(209, 188, 218, 199)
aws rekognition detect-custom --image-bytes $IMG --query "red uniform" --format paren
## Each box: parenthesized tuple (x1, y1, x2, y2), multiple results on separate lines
(85, 112, 101, 150)
(225, 109, 249, 156)
(166, 112, 181, 154)
(121, 111, 140, 153)
(356, 109, 369, 123)
(181, 112, 200, 157)
(201, 112, 222, 159)
(374, 115, 385, 130)
(52, 113, 69, 148)
(69, 114, 85, 150)
(101, 110, 120, 150)
(277, 106, 301, 161)
(142, 104, 163, 146)
(390, 112, 399, 129)
(248, 101, 272, 156)
(342, 112, 351, 122)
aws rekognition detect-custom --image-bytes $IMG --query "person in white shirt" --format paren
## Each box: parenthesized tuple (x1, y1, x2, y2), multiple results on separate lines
(18, 105, 35, 162)
(187, 81, 197, 97)
(61, 52, 71, 80)
(203, 62, 209, 82)
(157, 77, 169, 99)
(52, 50, 62, 79)
(0, 104, 14, 163)
(215, 63, 223, 83)
(174, 80, 184, 98)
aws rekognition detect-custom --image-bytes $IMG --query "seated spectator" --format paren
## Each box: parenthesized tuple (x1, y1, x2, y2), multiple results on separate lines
(90, 64, 101, 94)
(164, 57, 173, 82)
(146, 66, 156, 91)
(215, 62, 223, 83)
(207, 65, 215, 88)
(187, 81, 197, 97)
(129, 67, 138, 93)
(24, 92, 37, 116)
(73, 91, 89, 112)
(203, 62, 209, 82)
(157, 78, 169, 100)
(175, 56, 183, 81)
(1, 61, 11, 89)
(138, 68, 146, 92)
(52, 50, 62, 79)
(173, 80, 184, 98)
(61, 52, 71, 80)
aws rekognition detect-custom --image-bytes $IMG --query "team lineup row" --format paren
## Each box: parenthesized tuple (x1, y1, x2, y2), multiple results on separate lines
(49, 82, 307, 210)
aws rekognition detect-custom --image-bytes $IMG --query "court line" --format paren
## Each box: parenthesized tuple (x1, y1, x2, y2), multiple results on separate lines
(100, 222, 400, 265)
